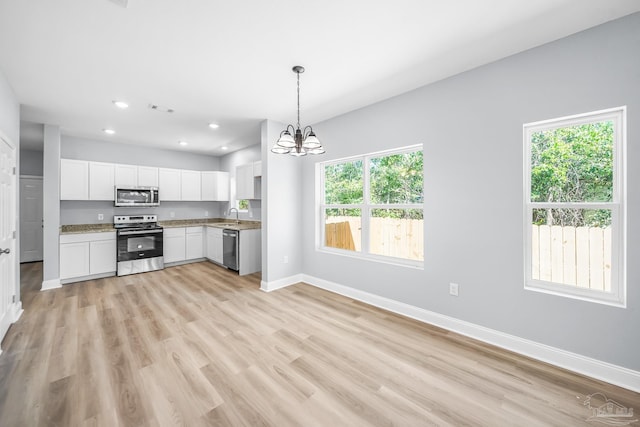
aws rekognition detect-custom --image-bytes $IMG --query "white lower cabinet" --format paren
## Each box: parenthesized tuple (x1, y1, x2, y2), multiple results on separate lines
(90, 239, 117, 274)
(206, 227, 223, 264)
(239, 228, 261, 275)
(163, 227, 186, 263)
(185, 227, 204, 259)
(60, 241, 90, 279)
(60, 232, 116, 281)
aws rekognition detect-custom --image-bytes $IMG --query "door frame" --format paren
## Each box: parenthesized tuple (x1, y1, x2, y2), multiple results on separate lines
(0, 129, 23, 355)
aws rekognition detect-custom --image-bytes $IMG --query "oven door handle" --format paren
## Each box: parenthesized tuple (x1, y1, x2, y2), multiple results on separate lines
(118, 229, 164, 236)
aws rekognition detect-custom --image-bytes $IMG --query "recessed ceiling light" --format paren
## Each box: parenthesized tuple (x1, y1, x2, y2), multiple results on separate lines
(112, 100, 129, 109)
(208, 123, 220, 129)
(221, 146, 228, 150)
(103, 128, 115, 135)
(179, 140, 188, 146)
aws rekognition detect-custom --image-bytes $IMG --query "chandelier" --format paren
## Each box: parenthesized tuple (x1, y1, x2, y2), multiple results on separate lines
(271, 65, 325, 156)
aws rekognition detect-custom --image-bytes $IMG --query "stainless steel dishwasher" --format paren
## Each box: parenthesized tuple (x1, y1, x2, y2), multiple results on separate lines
(222, 229, 239, 271)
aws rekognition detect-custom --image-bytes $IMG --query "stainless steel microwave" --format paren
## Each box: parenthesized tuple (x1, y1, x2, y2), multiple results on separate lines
(114, 186, 160, 207)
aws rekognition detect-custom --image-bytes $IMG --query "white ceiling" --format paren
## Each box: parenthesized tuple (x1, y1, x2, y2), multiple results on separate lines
(2, 0, 639, 155)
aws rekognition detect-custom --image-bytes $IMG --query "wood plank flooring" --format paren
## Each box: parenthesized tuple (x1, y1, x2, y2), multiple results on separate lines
(1, 261, 638, 426)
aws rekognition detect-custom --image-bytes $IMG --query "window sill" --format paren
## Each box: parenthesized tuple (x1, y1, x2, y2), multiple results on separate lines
(317, 246, 424, 270)
(524, 280, 625, 308)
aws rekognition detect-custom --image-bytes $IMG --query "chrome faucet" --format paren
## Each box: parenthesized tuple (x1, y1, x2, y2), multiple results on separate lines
(228, 208, 239, 224)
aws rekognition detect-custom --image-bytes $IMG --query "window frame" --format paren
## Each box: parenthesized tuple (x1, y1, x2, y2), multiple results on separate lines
(523, 107, 626, 307)
(317, 144, 424, 268)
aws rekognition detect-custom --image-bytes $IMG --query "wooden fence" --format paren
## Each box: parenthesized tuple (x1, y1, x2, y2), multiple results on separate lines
(324, 220, 610, 287)
(325, 217, 423, 261)
(531, 224, 611, 291)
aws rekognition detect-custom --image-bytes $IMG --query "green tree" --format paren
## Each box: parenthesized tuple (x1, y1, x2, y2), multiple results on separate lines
(324, 151, 423, 220)
(370, 151, 423, 219)
(530, 121, 613, 227)
(324, 160, 363, 205)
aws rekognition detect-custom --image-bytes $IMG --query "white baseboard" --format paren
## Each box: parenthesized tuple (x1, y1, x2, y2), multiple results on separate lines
(41, 278, 61, 291)
(298, 274, 640, 393)
(10, 301, 23, 323)
(260, 274, 304, 292)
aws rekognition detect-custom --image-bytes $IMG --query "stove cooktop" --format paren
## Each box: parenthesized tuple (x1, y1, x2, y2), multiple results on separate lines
(114, 214, 161, 230)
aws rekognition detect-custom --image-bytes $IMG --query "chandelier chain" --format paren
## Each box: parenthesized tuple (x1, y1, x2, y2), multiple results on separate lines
(296, 71, 301, 129)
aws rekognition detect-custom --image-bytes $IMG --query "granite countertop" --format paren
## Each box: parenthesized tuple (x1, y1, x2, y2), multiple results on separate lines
(60, 224, 116, 234)
(60, 218, 261, 234)
(159, 218, 261, 231)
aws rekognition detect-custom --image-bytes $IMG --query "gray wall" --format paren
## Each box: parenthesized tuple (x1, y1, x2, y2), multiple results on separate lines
(0, 68, 20, 303)
(19, 149, 43, 176)
(262, 119, 303, 282)
(219, 143, 262, 221)
(62, 136, 221, 170)
(301, 13, 640, 371)
(0, 69, 19, 144)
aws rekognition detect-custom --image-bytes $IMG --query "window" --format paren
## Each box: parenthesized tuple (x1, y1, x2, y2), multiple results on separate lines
(319, 145, 423, 266)
(524, 107, 626, 306)
(238, 199, 249, 211)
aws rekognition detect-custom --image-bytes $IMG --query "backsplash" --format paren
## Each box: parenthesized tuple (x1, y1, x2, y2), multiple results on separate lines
(60, 200, 262, 224)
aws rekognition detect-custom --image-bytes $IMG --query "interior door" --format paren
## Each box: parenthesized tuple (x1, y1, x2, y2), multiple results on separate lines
(20, 177, 43, 262)
(0, 135, 17, 344)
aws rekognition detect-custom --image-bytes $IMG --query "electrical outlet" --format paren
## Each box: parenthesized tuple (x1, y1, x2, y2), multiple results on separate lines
(449, 283, 459, 297)
(249, 211, 253, 218)
(283, 255, 289, 264)
(204, 211, 209, 217)
(98, 213, 104, 221)
(170, 212, 175, 218)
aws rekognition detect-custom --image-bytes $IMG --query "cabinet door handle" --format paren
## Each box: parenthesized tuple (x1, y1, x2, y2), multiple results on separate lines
(0, 248, 10, 255)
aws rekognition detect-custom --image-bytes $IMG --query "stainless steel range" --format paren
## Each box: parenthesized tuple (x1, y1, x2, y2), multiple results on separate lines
(114, 215, 164, 276)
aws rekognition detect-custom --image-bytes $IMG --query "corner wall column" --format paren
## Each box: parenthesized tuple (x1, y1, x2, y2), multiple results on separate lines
(41, 125, 61, 290)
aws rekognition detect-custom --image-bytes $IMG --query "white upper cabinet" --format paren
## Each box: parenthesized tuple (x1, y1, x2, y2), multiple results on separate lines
(201, 171, 229, 201)
(60, 159, 89, 200)
(114, 164, 137, 187)
(236, 162, 261, 199)
(61, 158, 229, 203)
(180, 170, 201, 201)
(236, 163, 255, 199)
(138, 166, 159, 187)
(158, 168, 181, 201)
(253, 161, 262, 177)
(89, 161, 115, 200)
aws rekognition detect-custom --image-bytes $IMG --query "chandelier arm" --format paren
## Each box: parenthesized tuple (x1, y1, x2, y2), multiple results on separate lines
(302, 125, 314, 138)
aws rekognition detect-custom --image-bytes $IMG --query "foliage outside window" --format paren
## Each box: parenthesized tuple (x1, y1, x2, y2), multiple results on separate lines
(238, 199, 249, 211)
(524, 107, 626, 306)
(319, 145, 423, 266)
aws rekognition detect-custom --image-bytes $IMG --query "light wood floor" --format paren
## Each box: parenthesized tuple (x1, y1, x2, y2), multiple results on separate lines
(1, 262, 638, 426)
